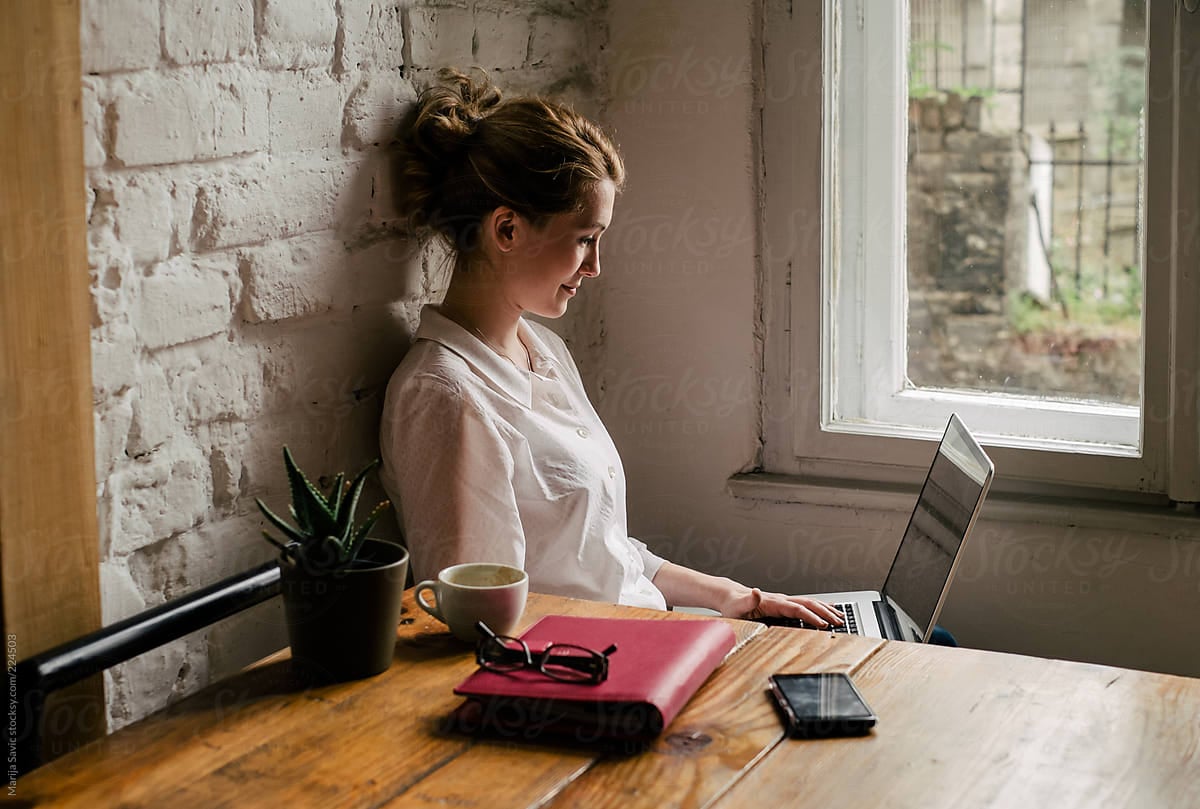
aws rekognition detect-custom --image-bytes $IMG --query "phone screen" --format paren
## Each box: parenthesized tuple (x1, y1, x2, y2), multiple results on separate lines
(768, 673, 876, 736)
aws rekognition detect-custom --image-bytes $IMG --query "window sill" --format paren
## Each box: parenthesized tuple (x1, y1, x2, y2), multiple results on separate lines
(727, 472, 1200, 535)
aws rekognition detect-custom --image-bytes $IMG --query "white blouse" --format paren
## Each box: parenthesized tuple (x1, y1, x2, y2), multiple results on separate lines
(379, 305, 668, 610)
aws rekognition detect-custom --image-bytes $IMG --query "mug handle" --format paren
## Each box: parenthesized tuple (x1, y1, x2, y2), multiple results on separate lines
(414, 580, 444, 623)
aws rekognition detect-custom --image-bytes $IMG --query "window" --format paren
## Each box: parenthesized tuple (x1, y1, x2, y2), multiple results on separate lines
(758, 0, 1200, 501)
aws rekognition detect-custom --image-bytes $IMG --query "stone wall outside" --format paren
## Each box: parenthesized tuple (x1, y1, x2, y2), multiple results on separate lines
(905, 93, 1140, 403)
(906, 93, 1026, 391)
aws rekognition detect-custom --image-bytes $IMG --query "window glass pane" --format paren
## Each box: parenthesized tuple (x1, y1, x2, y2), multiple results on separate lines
(906, 0, 1145, 407)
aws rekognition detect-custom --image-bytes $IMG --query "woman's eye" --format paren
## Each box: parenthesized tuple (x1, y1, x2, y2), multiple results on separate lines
(580, 237, 596, 246)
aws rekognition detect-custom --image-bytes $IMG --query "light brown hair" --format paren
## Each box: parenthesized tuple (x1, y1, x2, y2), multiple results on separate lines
(395, 68, 625, 261)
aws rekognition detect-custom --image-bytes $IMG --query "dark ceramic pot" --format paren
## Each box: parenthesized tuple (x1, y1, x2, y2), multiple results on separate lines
(280, 539, 409, 683)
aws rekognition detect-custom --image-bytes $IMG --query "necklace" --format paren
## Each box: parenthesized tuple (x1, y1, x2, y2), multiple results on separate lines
(438, 304, 532, 372)
(469, 325, 532, 373)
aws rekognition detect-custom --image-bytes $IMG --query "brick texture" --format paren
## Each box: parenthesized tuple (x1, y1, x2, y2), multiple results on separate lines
(109, 438, 211, 556)
(81, 0, 160, 74)
(138, 255, 235, 349)
(344, 74, 418, 149)
(81, 79, 107, 167)
(340, 1, 406, 72)
(192, 159, 348, 249)
(259, 0, 338, 69)
(163, 0, 255, 65)
(473, 8, 530, 69)
(112, 67, 269, 166)
(268, 75, 345, 152)
(107, 173, 174, 264)
(407, 6, 476, 68)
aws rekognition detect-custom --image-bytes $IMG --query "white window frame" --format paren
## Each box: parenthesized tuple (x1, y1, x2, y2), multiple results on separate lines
(755, 0, 1200, 503)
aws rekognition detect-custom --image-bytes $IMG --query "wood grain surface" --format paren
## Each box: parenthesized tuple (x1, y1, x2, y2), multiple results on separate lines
(13, 593, 780, 807)
(16, 592, 1200, 809)
(710, 640, 1200, 809)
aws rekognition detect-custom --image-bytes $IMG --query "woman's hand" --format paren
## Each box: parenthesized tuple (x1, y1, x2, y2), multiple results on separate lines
(649, 563, 845, 628)
(720, 586, 845, 628)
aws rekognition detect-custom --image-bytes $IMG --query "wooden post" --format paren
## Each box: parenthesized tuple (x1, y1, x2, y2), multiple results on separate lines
(1, 0, 105, 762)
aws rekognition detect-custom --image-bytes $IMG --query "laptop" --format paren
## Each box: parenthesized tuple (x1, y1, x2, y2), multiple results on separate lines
(762, 414, 994, 642)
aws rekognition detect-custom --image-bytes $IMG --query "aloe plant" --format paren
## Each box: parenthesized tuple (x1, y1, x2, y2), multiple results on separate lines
(256, 447, 391, 573)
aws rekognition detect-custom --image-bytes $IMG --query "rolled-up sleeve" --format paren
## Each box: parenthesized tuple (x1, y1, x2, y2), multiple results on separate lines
(628, 537, 666, 580)
(381, 375, 525, 582)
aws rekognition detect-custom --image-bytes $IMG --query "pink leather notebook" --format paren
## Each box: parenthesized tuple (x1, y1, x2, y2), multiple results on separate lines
(451, 614, 737, 744)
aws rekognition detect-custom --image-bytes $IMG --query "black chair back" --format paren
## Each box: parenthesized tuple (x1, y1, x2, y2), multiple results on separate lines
(6, 560, 281, 776)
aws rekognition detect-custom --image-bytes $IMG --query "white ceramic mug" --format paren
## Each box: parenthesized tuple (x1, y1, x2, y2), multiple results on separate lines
(414, 562, 529, 642)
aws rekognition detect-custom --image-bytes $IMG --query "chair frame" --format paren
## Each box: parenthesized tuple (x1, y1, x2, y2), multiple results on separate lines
(6, 560, 281, 776)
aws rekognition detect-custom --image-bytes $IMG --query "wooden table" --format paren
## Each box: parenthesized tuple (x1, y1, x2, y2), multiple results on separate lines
(14, 591, 1200, 808)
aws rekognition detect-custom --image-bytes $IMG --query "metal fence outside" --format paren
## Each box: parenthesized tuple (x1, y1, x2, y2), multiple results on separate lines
(909, 0, 1145, 314)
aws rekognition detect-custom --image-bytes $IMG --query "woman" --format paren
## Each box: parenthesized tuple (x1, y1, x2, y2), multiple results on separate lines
(381, 69, 843, 627)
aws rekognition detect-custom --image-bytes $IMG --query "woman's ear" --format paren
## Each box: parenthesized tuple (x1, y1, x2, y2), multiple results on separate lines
(486, 207, 520, 253)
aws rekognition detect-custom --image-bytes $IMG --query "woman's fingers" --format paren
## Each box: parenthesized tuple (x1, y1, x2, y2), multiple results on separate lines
(801, 598, 845, 625)
(758, 593, 845, 627)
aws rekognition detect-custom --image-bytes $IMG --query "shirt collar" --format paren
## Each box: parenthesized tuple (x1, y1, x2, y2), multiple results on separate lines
(415, 305, 559, 408)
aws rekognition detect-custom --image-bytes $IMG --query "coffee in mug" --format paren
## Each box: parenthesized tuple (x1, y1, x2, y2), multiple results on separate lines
(414, 562, 528, 642)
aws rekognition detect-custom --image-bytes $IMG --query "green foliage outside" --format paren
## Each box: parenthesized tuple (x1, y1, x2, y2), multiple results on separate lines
(1091, 46, 1146, 160)
(1008, 255, 1142, 339)
(908, 40, 995, 102)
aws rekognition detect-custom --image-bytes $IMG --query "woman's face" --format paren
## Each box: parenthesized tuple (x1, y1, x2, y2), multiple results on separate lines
(505, 179, 616, 319)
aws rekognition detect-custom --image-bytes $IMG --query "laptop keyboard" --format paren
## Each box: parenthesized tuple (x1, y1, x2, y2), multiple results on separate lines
(758, 603, 859, 634)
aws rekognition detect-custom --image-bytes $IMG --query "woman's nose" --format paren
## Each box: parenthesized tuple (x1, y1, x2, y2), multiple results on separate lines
(580, 244, 601, 277)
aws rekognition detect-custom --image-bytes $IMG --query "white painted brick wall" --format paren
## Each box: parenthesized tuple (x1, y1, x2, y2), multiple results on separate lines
(163, 0, 255, 65)
(110, 438, 211, 556)
(339, 151, 405, 228)
(192, 158, 349, 249)
(112, 67, 269, 166)
(94, 393, 133, 484)
(240, 231, 422, 324)
(268, 75, 346, 152)
(98, 560, 147, 624)
(103, 638, 207, 729)
(340, 2, 406, 72)
(138, 254, 236, 349)
(91, 324, 138, 401)
(81, 0, 160, 74)
(163, 338, 264, 425)
(407, 6, 476, 69)
(473, 8, 531, 69)
(259, 0, 338, 69)
(81, 79, 107, 167)
(88, 245, 137, 329)
(199, 421, 252, 508)
(239, 233, 343, 322)
(126, 362, 176, 457)
(106, 174, 174, 264)
(531, 13, 585, 67)
(344, 75, 418, 149)
(83, 0, 607, 731)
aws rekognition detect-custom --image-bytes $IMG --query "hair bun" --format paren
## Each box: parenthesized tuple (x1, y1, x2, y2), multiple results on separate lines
(393, 66, 624, 255)
(411, 68, 502, 160)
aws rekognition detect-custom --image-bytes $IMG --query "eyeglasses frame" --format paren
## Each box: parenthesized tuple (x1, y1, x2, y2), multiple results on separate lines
(474, 621, 618, 684)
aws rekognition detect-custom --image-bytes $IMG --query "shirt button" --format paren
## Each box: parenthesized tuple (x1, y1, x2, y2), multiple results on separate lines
(608, 466, 616, 478)
(576, 427, 590, 439)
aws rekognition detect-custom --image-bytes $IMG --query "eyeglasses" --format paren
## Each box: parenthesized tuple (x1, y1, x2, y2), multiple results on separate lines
(474, 621, 618, 684)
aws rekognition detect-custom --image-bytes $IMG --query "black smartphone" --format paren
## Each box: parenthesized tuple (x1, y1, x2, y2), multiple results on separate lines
(767, 673, 877, 738)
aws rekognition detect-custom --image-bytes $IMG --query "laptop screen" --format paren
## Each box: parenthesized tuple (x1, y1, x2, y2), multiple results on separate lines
(881, 415, 993, 637)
